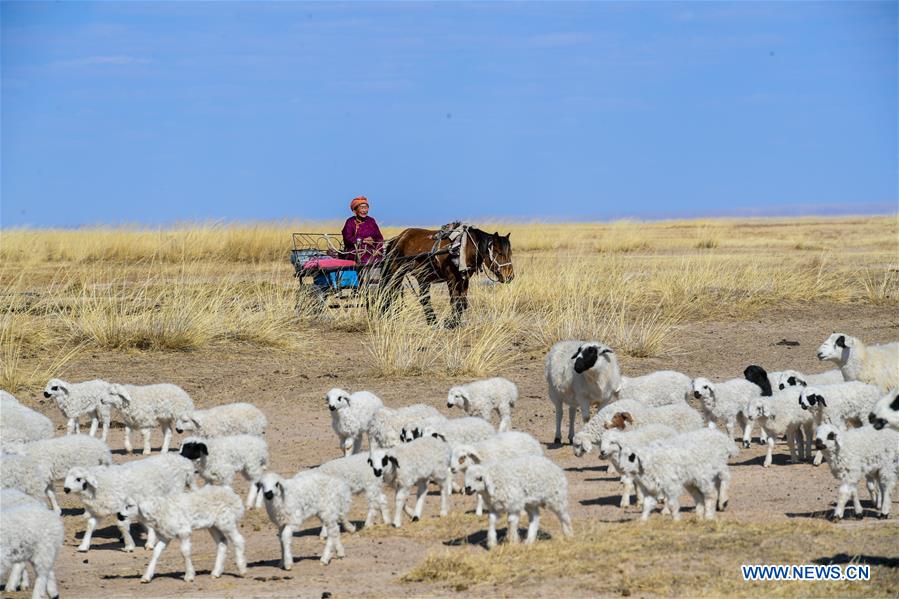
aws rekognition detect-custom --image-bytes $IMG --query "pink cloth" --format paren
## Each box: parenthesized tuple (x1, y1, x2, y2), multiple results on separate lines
(301, 257, 357, 270)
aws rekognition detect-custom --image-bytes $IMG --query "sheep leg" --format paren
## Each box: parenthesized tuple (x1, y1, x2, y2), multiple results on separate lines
(341, 514, 356, 533)
(45, 487, 61, 515)
(878, 475, 895, 518)
(341, 436, 353, 457)
(100, 412, 110, 441)
(763, 436, 774, 468)
(161, 424, 173, 453)
(831, 484, 852, 520)
(332, 523, 346, 559)
(687, 486, 705, 519)
(620, 475, 634, 508)
(700, 481, 717, 520)
(498, 405, 512, 433)
(246, 480, 260, 509)
(279, 525, 294, 570)
(725, 420, 735, 442)
(514, 506, 536, 545)
(144, 525, 156, 550)
(440, 476, 451, 517)
(716, 469, 731, 511)
(412, 481, 428, 521)
(476, 493, 484, 516)
(209, 527, 227, 578)
(738, 413, 751, 448)
(487, 511, 499, 549)
(5, 562, 25, 591)
(141, 429, 153, 455)
(552, 399, 563, 445)
(123, 426, 134, 453)
(32, 572, 48, 599)
(378, 492, 391, 524)
(113, 518, 136, 552)
(66, 418, 76, 435)
(46, 570, 59, 599)
(393, 488, 410, 527)
(228, 528, 247, 575)
(567, 403, 578, 444)
(850, 486, 864, 519)
(77, 516, 98, 552)
(89, 415, 99, 437)
(640, 495, 657, 522)
(506, 512, 521, 544)
(321, 523, 339, 564)
(179, 535, 196, 582)
(666, 494, 682, 521)
(352, 435, 363, 455)
(786, 429, 798, 464)
(142, 539, 167, 582)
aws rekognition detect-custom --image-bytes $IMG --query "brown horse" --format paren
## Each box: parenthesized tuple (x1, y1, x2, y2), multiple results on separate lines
(380, 226, 514, 327)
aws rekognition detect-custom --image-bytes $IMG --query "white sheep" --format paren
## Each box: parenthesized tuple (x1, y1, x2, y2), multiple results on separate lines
(463, 456, 573, 548)
(401, 416, 496, 446)
(813, 423, 899, 519)
(0, 489, 41, 593)
(179, 435, 269, 508)
(0, 454, 53, 508)
(175, 402, 267, 437)
(616, 370, 691, 407)
(799, 382, 883, 429)
(618, 427, 738, 521)
(101, 382, 194, 454)
(598, 424, 679, 508)
(869, 390, 899, 432)
(367, 403, 444, 449)
(545, 340, 622, 444)
(817, 333, 899, 392)
(4, 435, 112, 514)
(119, 485, 247, 583)
(691, 377, 766, 447)
(316, 452, 391, 528)
(771, 368, 845, 390)
(446, 377, 518, 432)
(0, 502, 64, 599)
(368, 435, 452, 527)
(0, 400, 55, 446)
(326, 388, 383, 455)
(258, 470, 353, 567)
(42, 378, 112, 440)
(62, 453, 195, 552)
(744, 387, 813, 467)
(449, 431, 543, 516)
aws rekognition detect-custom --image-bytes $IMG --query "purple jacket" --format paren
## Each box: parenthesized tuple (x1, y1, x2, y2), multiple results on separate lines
(341, 216, 384, 264)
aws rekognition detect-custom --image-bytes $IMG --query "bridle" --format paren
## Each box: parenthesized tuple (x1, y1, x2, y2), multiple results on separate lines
(468, 230, 512, 283)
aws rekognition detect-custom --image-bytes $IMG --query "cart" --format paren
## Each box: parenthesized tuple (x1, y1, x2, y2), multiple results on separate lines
(290, 232, 385, 309)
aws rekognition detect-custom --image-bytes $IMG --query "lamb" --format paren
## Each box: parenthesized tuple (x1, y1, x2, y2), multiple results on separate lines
(118, 485, 247, 583)
(449, 431, 543, 516)
(179, 435, 269, 508)
(0, 489, 42, 593)
(446, 377, 518, 432)
(368, 435, 452, 527)
(798, 382, 883, 429)
(545, 340, 622, 444)
(41, 378, 112, 440)
(463, 456, 573, 548)
(101, 382, 194, 454)
(316, 452, 391, 528)
(598, 424, 679, 508)
(257, 470, 353, 567)
(744, 387, 814, 467)
(869, 390, 899, 432)
(817, 333, 899, 392)
(691, 377, 766, 447)
(175, 402, 267, 437)
(367, 403, 444, 449)
(616, 370, 691, 407)
(770, 368, 845, 390)
(813, 423, 899, 519)
(3, 435, 112, 514)
(0, 502, 64, 599)
(326, 388, 383, 455)
(618, 427, 738, 521)
(570, 399, 651, 457)
(62, 453, 195, 552)
(401, 416, 496, 446)
(0, 400, 55, 446)
(0, 454, 53, 508)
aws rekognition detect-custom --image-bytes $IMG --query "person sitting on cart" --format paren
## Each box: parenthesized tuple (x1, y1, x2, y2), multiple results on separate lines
(342, 196, 384, 264)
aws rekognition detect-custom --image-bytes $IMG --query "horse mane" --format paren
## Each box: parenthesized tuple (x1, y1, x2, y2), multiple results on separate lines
(468, 227, 491, 273)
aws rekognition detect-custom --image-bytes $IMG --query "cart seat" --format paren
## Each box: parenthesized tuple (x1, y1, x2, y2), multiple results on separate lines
(302, 257, 358, 270)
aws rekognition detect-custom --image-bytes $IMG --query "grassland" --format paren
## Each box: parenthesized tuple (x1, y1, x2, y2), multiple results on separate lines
(1, 216, 895, 392)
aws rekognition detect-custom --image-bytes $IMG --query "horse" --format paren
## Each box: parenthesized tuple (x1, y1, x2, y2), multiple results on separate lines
(379, 226, 514, 328)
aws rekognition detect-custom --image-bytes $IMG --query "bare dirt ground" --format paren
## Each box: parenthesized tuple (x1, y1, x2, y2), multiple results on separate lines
(7, 304, 899, 598)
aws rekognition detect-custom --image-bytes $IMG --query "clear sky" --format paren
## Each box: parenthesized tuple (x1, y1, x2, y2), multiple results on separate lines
(1, 1, 896, 227)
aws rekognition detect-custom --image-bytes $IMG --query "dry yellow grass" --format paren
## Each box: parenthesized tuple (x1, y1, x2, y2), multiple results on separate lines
(1, 216, 896, 390)
(401, 518, 899, 596)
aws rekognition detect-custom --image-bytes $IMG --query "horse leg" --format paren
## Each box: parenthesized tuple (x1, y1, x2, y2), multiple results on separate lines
(418, 280, 437, 325)
(444, 276, 466, 329)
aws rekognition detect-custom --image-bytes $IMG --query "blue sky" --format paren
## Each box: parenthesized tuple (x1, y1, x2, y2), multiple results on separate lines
(2, 1, 896, 227)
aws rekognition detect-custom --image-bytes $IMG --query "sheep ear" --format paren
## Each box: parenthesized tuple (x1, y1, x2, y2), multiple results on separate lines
(276, 480, 286, 498)
(431, 432, 447, 442)
(835, 335, 846, 348)
(343, 395, 351, 406)
(484, 474, 496, 497)
(199, 443, 208, 456)
(85, 473, 99, 491)
(388, 456, 399, 469)
(816, 395, 826, 407)
(890, 394, 899, 411)
(190, 416, 200, 428)
(599, 347, 613, 355)
(622, 412, 633, 425)
(468, 450, 482, 464)
(570, 346, 582, 360)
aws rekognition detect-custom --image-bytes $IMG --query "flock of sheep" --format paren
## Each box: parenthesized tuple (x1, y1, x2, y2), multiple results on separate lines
(1, 330, 898, 598)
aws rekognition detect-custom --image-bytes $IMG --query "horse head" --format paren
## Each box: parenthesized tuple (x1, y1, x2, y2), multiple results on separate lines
(486, 231, 514, 283)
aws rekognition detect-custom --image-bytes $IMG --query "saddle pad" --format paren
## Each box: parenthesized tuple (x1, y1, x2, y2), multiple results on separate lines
(302, 257, 357, 270)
